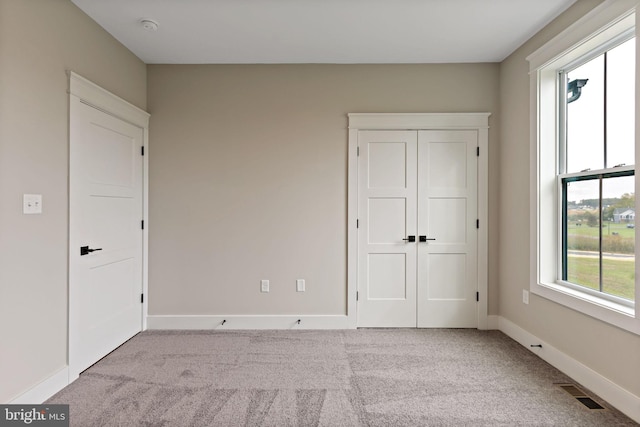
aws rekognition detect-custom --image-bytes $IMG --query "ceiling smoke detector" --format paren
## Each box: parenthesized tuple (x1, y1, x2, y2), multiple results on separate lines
(140, 19, 159, 32)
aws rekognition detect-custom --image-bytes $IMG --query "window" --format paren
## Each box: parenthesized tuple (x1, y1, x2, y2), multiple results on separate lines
(528, 1, 639, 334)
(559, 36, 635, 306)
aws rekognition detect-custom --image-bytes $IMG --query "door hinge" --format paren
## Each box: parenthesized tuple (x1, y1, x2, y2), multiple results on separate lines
(476, 292, 479, 302)
(357, 219, 359, 228)
(141, 220, 144, 230)
(476, 147, 480, 157)
(357, 146, 360, 156)
(141, 293, 144, 303)
(476, 219, 479, 229)
(356, 291, 359, 301)
(141, 146, 145, 156)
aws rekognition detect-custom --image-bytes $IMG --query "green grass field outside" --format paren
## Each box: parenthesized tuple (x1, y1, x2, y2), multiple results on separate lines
(566, 222, 635, 254)
(567, 255, 635, 301)
(566, 222, 635, 238)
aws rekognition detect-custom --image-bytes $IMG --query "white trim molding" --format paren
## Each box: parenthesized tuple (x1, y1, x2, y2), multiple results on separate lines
(68, 72, 150, 380)
(147, 315, 350, 330)
(498, 317, 640, 423)
(347, 113, 491, 329)
(348, 113, 491, 130)
(486, 315, 500, 330)
(68, 72, 149, 128)
(9, 367, 69, 404)
(527, 1, 639, 335)
(526, 0, 637, 70)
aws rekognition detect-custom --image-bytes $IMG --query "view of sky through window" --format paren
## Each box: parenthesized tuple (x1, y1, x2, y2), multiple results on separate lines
(565, 37, 635, 202)
(563, 37, 635, 302)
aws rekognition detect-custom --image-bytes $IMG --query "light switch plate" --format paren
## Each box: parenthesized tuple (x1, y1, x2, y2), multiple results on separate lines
(23, 194, 42, 214)
(296, 279, 305, 292)
(261, 280, 269, 293)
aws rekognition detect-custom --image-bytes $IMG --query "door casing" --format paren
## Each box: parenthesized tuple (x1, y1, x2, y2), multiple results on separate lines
(347, 113, 490, 329)
(68, 72, 150, 381)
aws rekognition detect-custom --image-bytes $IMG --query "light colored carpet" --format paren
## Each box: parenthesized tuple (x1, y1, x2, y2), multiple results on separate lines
(47, 329, 637, 426)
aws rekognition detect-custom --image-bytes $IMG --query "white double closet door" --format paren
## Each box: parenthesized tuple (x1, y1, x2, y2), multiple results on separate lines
(357, 130, 478, 328)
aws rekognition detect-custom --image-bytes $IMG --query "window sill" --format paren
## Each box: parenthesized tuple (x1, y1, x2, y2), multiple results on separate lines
(531, 280, 639, 335)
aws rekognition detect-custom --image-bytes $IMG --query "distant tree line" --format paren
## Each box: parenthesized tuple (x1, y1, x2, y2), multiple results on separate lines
(567, 193, 635, 225)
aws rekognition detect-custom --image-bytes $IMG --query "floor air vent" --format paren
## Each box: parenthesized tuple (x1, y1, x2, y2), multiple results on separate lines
(557, 384, 605, 410)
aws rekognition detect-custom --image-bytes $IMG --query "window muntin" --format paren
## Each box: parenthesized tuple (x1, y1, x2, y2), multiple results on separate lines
(563, 37, 635, 174)
(566, 56, 605, 173)
(602, 175, 635, 300)
(559, 36, 635, 304)
(562, 171, 635, 304)
(529, 4, 638, 333)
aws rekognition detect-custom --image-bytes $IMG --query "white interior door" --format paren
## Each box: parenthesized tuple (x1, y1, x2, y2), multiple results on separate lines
(417, 130, 478, 327)
(357, 129, 478, 328)
(69, 96, 143, 378)
(357, 131, 417, 327)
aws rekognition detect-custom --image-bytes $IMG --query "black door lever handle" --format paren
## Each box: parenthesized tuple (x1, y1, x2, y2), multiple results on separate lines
(419, 236, 436, 242)
(402, 236, 416, 242)
(80, 246, 103, 256)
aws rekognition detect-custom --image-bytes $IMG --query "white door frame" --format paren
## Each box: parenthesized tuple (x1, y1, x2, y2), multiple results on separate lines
(68, 72, 149, 380)
(347, 113, 490, 329)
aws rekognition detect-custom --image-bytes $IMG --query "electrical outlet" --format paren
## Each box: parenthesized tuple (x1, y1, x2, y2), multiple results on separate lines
(23, 194, 42, 214)
(296, 279, 305, 292)
(261, 280, 269, 293)
(523, 289, 529, 305)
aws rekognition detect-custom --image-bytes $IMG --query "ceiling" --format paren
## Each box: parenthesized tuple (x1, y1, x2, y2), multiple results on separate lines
(71, 0, 577, 64)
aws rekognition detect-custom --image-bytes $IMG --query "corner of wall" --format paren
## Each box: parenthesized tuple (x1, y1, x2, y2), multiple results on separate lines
(498, 316, 640, 423)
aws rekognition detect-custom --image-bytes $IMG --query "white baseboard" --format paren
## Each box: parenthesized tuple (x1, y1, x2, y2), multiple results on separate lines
(486, 315, 500, 329)
(498, 316, 640, 423)
(13, 315, 635, 425)
(147, 315, 351, 330)
(9, 367, 69, 404)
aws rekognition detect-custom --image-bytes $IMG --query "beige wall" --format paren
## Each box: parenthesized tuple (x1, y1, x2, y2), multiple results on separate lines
(147, 64, 500, 316)
(6, 0, 637, 409)
(0, 0, 146, 402)
(499, 0, 640, 397)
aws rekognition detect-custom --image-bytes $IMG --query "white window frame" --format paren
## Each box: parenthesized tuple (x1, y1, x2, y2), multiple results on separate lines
(528, 0, 640, 335)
